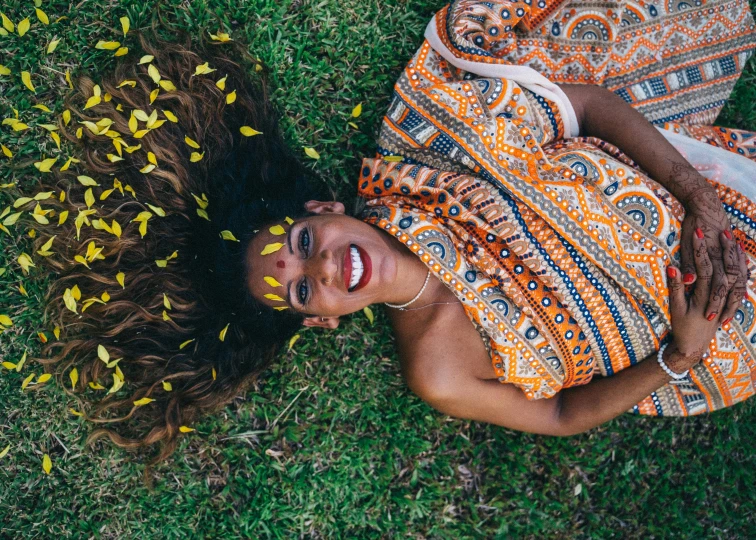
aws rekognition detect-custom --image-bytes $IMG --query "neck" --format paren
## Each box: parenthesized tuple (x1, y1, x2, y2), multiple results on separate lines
(381, 233, 438, 307)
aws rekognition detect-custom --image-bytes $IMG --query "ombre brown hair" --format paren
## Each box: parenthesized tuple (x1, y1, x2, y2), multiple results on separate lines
(26, 31, 327, 481)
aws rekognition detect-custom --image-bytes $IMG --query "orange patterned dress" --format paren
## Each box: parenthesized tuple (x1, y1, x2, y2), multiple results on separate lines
(358, 0, 756, 415)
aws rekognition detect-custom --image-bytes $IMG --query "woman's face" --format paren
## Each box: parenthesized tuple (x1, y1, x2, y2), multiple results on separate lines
(246, 200, 399, 327)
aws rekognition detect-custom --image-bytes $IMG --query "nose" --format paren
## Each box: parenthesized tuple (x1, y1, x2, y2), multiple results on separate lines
(306, 248, 338, 287)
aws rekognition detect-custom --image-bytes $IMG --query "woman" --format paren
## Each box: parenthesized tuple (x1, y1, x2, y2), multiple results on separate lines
(31, 0, 756, 471)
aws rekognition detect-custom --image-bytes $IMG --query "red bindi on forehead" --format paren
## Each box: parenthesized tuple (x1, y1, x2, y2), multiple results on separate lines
(276, 260, 285, 269)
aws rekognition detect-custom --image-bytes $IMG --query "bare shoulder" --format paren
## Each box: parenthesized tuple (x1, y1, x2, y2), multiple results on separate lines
(387, 298, 495, 400)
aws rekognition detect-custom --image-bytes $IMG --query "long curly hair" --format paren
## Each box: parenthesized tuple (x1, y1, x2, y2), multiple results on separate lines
(24, 31, 327, 481)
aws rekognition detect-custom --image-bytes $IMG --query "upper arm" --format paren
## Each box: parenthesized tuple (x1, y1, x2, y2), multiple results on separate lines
(556, 83, 592, 136)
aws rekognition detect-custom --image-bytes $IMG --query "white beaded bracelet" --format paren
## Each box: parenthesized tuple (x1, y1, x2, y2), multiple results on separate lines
(657, 342, 690, 380)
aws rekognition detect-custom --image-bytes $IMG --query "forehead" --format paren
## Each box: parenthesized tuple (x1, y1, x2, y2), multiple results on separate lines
(246, 223, 293, 308)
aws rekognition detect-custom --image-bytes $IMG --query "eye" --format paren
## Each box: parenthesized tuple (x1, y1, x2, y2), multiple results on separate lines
(298, 227, 311, 257)
(297, 279, 309, 306)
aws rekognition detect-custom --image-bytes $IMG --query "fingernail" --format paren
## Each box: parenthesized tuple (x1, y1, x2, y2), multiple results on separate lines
(707, 312, 717, 321)
(740, 241, 745, 253)
(666, 267, 678, 278)
(683, 273, 695, 284)
(695, 228, 704, 239)
(724, 229, 732, 240)
(723, 317, 733, 325)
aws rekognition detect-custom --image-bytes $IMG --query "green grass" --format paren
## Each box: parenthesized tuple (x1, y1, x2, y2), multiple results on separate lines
(2, 0, 756, 537)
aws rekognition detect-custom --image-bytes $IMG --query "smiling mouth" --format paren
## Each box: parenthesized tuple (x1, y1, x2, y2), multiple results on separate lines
(344, 244, 372, 293)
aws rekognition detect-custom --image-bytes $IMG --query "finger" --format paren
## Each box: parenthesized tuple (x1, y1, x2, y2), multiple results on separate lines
(706, 254, 728, 321)
(666, 265, 687, 318)
(691, 227, 713, 312)
(679, 217, 697, 285)
(720, 241, 748, 324)
(721, 229, 740, 290)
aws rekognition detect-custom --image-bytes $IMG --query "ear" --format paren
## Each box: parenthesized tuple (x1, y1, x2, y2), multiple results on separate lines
(304, 200, 345, 215)
(302, 315, 341, 329)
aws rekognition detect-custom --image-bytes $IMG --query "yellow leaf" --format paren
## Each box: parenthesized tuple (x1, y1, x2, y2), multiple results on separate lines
(22, 373, 36, 390)
(215, 75, 227, 90)
(219, 322, 229, 341)
(12, 122, 30, 131)
(133, 397, 155, 406)
(58, 209, 69, 224)
(72, 284, 81, 301)
(108, 372, 124, 394)
(116, 272, 125, 288)
(261, 243, 284, 255)
(17, 253, 36, 274)
(0, 145, 10, 159)
(117, 80, 136, 88)
(0, 314, 11, 326)
(33, 104, 52, 113)
(348, 122, 359, 129)
(179, 339, 194, 350)
(184, 135, 200, 149)
(84, 95, 101, 110)
(149, 88, 159, 104)
(193, 62, 216, 76)
(363, 306, 375, 324)
(264, 293, 284, 302)
(147, 151, 157, 165)
(220, 230, 239, 241)
(212, 367, 217, 380)
(163, 110, 178, 123)
(62, 109, 71, 125)
(139, 163, 156, 174)
(16, 351, 27, 372)
(190, 151, 204, 162)
(304, 147, 320, 160)
(1, 362, 16, 370)
(95, 40, 121, 50)
(138, 55, 154, 64)
(98, 344, 110, 363)
(239, 126, 262, 137)
(133, 129, 150, 139)
(264, 276, 282, 287)
(0, 445, 9, 459)
(17, 18, 30, 37)
(111, 220, 122, 238)
(351, 103, 362, 117)
(162, 380, 172, 391)
(147, 64, 160, 83)
(42, 454, 52, 474)
(196, 208, 210, 221)
(65, 69, 73, 89)
(163, 294, 171, 310)
(179, 425, 195, 432)
(36, 8, 49, 24)
(47, 39, 60, 54)
(69, 408, 83, 416)
(114, 47, 129, 57)
(209, 31, 232, 42)
(120, 16, 130, 36)
(84, 188, 95, 208)
(50, 131, 61, 150)
(101, 291, 110, 302)
(0, 65, 10, 76)
(0, 13, 14, 33)
(88, 381, 105, 390)
(226, 90, 237, 104)
(21, 71, 36, 92)
(285, 216, 294, 225)
(77, 175, 100, 186)
(70, 367, 79, 389)
(53, 326, 61, 340)
(273, 306, 289, 311)
(269, 224, 286, 235)
(158, 79, 176, 91)
(288, 334, 300, 351)
(37, 373, 52, 383)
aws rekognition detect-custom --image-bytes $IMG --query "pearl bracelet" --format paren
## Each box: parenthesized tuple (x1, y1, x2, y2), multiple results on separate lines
(657, 342, 690, 380)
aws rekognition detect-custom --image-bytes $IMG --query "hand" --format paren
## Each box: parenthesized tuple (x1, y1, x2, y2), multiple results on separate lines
(678, 187, 748, 321)
(665, 227, 748, 371)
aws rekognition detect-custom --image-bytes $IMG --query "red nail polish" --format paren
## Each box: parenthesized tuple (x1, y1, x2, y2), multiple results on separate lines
(695, 228, 704, 239)
(723, 317, 733, 325)
(707, 312, 717, 321)
(724, 229, 732, 240)
(666, 267, 677, 278)
(683, 273, 695, 284)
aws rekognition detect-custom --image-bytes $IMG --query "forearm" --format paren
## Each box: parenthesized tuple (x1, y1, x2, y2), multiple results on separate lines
(556, 342, 699, 435)
(559, 84, 711, 206)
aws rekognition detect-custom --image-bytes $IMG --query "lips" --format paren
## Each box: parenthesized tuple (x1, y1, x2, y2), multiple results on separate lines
(342, 243, 372, 293)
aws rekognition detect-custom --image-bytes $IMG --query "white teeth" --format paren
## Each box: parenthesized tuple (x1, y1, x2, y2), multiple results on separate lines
(349, 245, 364, 289)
